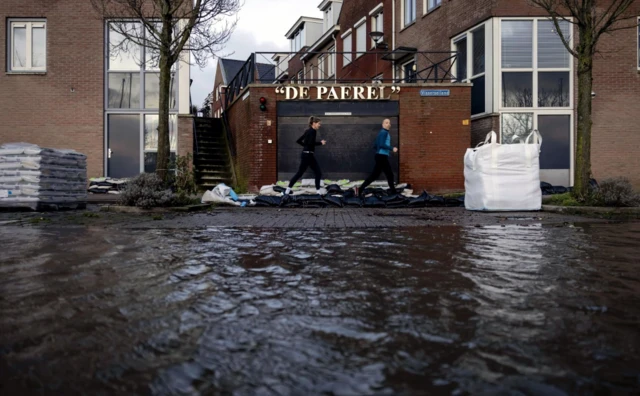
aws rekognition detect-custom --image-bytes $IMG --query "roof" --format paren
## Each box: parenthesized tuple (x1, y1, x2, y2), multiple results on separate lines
(218, 58, 276, 85)
(285, 16, 323, 39)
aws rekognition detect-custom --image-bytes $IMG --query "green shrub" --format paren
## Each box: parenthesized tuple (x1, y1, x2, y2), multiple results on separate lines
(592, 177, 640, 207)
(546, 193, 583, 207)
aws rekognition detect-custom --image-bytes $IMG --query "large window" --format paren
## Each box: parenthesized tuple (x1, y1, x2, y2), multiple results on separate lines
(404, 0, 416, 26)
(7, 20, 46, 72)
(453, 25, 486, 115)
(501, 19, 571, 109)
(106, 21, 179, 174)
(343, 33, 352, 66)
(426, 0, 442, 12)
(356, 19, 366, 57)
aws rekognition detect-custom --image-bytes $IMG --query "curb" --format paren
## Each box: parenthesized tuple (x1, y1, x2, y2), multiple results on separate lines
(542, 205, 640, 215)
(100, 204, 210, 213)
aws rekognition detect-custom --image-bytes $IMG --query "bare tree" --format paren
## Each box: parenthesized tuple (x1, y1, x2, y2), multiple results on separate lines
(529, 0, 639, 200)
(92, 0, 241, 181)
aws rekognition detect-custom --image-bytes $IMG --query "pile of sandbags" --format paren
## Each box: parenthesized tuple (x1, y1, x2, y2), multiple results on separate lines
(0, 143, 87, 210)
(88, 177, 129, 194)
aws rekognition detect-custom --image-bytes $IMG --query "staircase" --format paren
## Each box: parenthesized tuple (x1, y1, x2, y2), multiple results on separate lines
(194, 117, 234, 191)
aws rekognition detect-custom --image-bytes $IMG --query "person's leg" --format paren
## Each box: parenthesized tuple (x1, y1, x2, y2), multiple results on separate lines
(287, 153, 310, 193)
(381, 155, 397, 194)
(308, 155, 323, 191)
(359, 155, 383, 195)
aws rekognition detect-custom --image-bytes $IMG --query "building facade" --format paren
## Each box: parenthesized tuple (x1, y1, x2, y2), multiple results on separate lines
(0, 0, 192, 179)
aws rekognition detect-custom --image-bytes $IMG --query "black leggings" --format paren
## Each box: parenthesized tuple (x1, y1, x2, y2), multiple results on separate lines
(360, 154, 396, 193)
(288, 152, 322, 190)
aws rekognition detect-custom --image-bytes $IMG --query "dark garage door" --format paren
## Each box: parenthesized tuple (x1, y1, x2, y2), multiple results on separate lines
(277, 101, 399, 182)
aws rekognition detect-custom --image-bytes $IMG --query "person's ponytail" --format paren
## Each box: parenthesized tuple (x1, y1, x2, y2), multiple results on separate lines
(308, 116, 321, 128)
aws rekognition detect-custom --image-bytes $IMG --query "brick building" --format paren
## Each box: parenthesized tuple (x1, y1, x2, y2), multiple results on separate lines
(213, 0, 640, 191)
(0, 0, 192, 179)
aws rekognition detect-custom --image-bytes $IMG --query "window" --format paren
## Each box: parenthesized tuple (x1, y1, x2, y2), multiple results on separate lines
(324, 6, 333, 31)
(453, 25, 486, 115)
(501, 19, 571, 109)
(298, 70, 304, 84)
(318, 55, 325, 81)
(404, 0, 416, 26)
(328, 46, 336, 76)
(8, 20, 47, 72)
(356, 20, 366, 57)
(107, 22, 177, 110)
(343, 33, 352, 66)
(291, 30, 304, 53)
(402, 60, 416, 82)
(427, 0, 442, 12)
(371, 12, 384, 48)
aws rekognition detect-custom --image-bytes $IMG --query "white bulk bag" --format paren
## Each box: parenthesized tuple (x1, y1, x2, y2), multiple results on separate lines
(464, 130, 542, 211)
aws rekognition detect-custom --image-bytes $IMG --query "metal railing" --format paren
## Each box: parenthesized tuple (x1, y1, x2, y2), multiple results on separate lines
(223, 50, 459, 107)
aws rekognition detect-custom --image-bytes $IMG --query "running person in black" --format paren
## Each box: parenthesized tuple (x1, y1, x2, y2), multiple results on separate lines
(284, 116, 327, 195)
(359, 118, 398, 197)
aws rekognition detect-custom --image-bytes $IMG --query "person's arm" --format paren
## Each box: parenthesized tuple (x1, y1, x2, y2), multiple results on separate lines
(296, 131, 307, 147)
(379, 131, 393, 150)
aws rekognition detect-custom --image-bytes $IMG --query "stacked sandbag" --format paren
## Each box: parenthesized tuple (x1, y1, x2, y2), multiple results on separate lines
(0, 143, 87, 210)
(88, 177, 129, 194)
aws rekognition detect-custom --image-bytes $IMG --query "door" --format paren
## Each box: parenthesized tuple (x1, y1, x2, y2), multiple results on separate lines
(107, 114, 140, 178)
(277, 101, 400, 182)
(538, 115, 571, 187)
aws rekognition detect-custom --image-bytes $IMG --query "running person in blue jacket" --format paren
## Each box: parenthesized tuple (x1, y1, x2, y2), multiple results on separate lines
(359, 118, 398, 197)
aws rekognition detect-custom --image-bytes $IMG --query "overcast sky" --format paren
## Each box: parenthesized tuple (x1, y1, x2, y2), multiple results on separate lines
(190, 0, 322, 108)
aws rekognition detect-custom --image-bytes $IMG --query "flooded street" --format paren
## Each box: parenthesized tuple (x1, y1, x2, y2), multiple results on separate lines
(1, 221, 640, 395)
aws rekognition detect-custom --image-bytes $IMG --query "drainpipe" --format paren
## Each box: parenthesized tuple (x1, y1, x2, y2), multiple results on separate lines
(392, 0, 396, 81)
(332, 31, 338, 84)
(302, 59, 306, 83)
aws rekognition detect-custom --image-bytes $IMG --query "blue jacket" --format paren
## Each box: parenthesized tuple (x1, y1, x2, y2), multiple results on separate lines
(373, 128, 392, 156)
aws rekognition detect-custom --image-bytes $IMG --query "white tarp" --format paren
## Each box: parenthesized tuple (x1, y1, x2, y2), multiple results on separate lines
(464, 131, 542, 211)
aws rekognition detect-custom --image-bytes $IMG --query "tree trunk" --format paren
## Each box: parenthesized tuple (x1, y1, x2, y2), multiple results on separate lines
(156, 22, 173, 183)
(573, 56, 594, 201)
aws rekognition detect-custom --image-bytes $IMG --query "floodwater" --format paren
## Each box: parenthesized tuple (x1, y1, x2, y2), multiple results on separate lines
(1, 222, 639, 395)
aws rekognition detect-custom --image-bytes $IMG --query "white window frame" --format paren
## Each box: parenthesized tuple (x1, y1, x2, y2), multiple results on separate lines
(324, 6, 333, 31)
(402, 0, 416, 28)
(496, 17, 575, 186)
(7, 19, 47, 72)
(341, 29, 353, 66)
(355, 17, 367, 58)
(370, 9, 384, 49)
(424, 0, 442, 14)
(318, 54, 325, 82)
(637, 17, 640, 70)
(400, 58, 416, 83)
(327, 45, 336, 77)
(451, 21, 492, 116)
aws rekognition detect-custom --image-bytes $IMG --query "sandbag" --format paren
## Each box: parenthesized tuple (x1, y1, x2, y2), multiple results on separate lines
(464, 131, 542, 211)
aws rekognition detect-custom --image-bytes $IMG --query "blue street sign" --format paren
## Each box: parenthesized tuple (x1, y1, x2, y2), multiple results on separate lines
(420, 89, 450, 97)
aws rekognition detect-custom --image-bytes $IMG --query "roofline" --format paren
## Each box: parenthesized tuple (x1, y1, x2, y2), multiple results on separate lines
(318, 0, 342, 11)
(300, 25, 341, 60)
(285, 16, 323, 39)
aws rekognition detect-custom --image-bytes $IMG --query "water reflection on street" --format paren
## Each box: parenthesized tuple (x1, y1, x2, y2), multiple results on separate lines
(1, 222, 639, 395)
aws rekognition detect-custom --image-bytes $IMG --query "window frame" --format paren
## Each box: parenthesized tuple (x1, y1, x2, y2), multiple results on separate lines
(637, 17, 640, 70)
(327, 45, 336, 77)
(318, 54, 325, 82)
(400, 58, 417, 83)
(7, 19, 47, 73)
(403, 0, 416, 28)
(498, 17, 573, 112)
(424, 0, 442, 14)
(452, 21, 491, 116)
(355, 17, 367, 58)
(341, 29, 353, 66)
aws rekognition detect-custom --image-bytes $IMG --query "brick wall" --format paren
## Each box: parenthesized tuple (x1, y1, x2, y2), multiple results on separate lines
(0, 0, 104, 178)
(336, 0, 394, 81)
(226, 83, 471, 193)
(225, 86, 278, 191)
(177, 115, 194, 161)
(399, 85, 471, 192)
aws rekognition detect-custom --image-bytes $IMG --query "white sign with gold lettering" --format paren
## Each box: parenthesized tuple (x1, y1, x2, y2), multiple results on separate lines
(275, 85, 401, 100)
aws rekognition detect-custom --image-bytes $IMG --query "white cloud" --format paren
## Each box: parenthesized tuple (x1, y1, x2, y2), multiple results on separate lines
(190, 0, 322, 108)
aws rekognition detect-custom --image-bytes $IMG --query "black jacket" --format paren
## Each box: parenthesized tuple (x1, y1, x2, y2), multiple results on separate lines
(296, 127, 322, 153)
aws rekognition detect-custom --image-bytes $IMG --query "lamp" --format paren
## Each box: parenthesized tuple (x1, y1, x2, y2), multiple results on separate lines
(369, 31, 384, 81)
